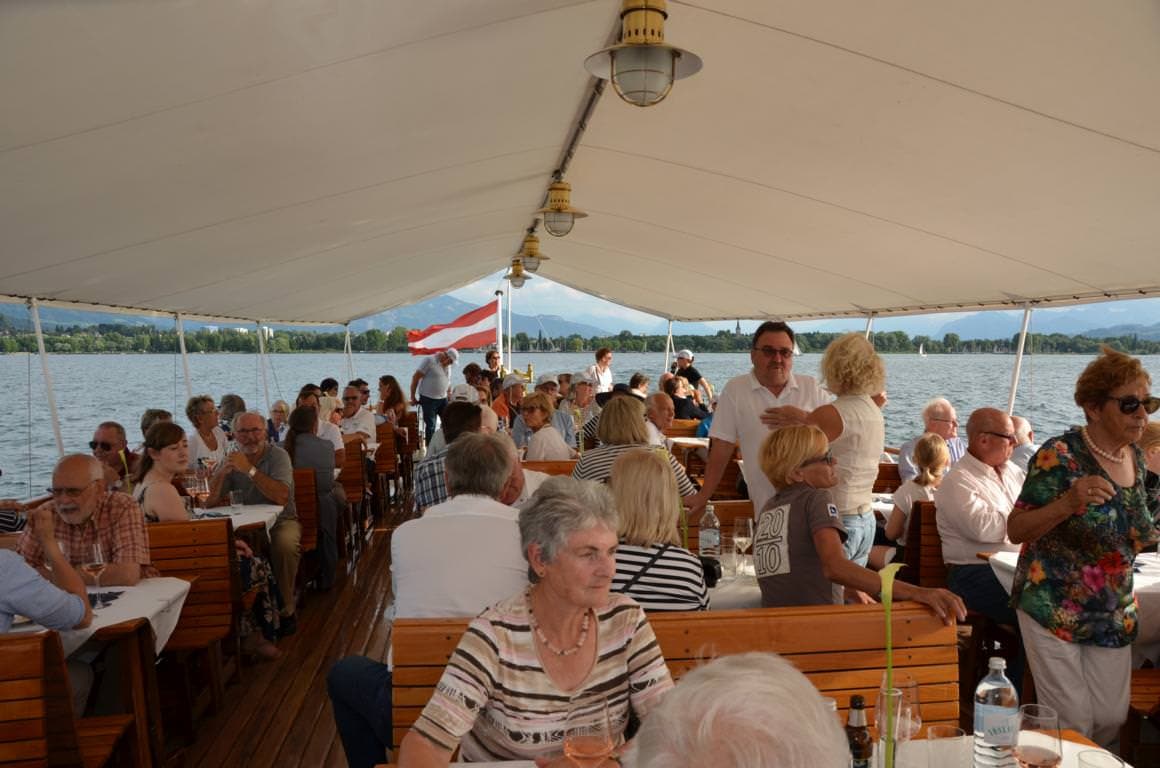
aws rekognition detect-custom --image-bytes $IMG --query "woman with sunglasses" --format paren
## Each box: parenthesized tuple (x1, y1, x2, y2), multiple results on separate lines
(754, 425, 965, 624)
(1007, 346, 1158, 746)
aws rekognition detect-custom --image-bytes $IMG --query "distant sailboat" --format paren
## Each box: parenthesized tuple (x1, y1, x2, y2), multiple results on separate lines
(793, 340, 801, 356)
(918, 343, 927, 357)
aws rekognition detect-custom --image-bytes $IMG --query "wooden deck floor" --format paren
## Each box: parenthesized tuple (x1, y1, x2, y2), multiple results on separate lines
(185, 522, 395, 768)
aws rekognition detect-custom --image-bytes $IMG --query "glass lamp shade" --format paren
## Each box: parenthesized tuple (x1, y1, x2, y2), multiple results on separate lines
(522, 254, 542, 272)
(509, 274, 527, 289)
(542, 209, 575, 237)
(611, 45, 676, 107)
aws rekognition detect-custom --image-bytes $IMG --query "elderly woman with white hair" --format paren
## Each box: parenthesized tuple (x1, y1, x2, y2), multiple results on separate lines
(627, 652, 850, 768)
(397, 477, 674, 767)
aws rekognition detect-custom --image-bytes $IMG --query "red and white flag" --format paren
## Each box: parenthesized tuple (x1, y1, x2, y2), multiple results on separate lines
(407, 300, 498, 356)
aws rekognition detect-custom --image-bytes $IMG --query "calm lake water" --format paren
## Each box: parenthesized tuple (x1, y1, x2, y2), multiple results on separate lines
(2, 350, 1156, 498)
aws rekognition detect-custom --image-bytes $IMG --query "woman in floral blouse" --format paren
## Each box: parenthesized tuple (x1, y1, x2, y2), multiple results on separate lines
(1008, 346, 1158, 746)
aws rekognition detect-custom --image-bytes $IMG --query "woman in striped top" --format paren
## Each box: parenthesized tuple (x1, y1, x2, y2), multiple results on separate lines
(610, 450, 709, 612)
(397, 477, 674, 767)
(571, 396, 698, 497)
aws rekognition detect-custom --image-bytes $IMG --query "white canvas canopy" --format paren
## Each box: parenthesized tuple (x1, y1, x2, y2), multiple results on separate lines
(2, 0, 1159, 325)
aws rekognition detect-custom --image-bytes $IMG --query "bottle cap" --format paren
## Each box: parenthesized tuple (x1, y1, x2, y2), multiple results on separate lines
(850, 694, 864, 708)
(988, 656, 1007, 670)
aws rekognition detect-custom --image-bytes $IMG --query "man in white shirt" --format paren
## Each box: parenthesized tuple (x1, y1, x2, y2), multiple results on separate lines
(339, 385, 376, 445)
(934, 407, 1024, 627)
(897, 398, 969, 481)
(327, 431, 527, 768)
(686, 321, 831, 518)
(410, 348, 459, 447)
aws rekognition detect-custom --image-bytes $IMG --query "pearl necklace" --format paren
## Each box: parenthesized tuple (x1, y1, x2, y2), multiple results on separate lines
(526, 589, 590, 657)
(1081, 426, 1125, 464)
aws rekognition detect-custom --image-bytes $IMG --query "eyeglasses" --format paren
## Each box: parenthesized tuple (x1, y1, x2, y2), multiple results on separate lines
(88, 441, 114, 451)
(235, 427, 263, 435)
(983, 431, 1017, 444)
(360, 389, 370, 395)
(930, 417, 958, 425)
(1106, 395, 1160, 415)
(342, 396, 359, 401)
(46, 484, 93, 498)
(800, 450, 834, 467)
(753, 346, 794, 359)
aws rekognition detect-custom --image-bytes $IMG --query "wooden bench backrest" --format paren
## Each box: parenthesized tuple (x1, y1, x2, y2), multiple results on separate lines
(685, 499, 755, 545)
(0, 631, 83, 765)
(375, 424, 399, 475)
(663, 419, 700, 439)
(873, 462, 903, 494)
(399, 412, 420, 453)
(708, 441, 744, 500)
(521, 460, 578, 477)
(149, 518, 238, 650)
(338, 443, 367, 500)
(293, 468, 319, 554)
(903, 501, 946, 588)
(390, 603, 958, 748)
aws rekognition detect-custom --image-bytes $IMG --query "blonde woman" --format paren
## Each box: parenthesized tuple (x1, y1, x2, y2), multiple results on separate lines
(610, 450, 708, 612)
(884, 432, 949, 548)
(520, 391, 576, 461)
(801, 333, 886, 568)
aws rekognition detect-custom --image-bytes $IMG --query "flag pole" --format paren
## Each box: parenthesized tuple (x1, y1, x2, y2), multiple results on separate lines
(506, 278, 514, 371)
(494, 290, 504, 370)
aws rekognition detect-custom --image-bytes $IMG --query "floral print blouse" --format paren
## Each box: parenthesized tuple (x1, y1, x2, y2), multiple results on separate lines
(1011, 429, 1156, 648)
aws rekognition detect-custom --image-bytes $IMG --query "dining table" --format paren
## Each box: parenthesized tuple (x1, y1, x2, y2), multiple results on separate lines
(197, 502, 281, 534)
(990, 549, 1160, 666)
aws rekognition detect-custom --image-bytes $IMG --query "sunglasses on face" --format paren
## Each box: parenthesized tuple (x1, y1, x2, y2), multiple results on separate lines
(754, 346, 794, 359)
(800, 450, 833, 468)
(89, 441, 115, 451)
(1106, 395, 1160, 415)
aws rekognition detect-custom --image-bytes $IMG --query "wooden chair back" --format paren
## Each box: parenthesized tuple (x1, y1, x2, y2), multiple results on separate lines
(374, 424, 399, 476)
(0, 532, 19, 551)
(0, 630, 133, 767)
(293, 468, 319, 554)
(338, 443, 367, 502)
(902, 501, 947, 588)
(521, 460, 578, 477)
(149, 518, 239, 649)
(708, 443, 745, 500)
(399, 411, 421, 456)
(684, 499, 755, 546)
(663, 419, 700, 439)
(873, 462, 903, 494)
(390, 603, 958, 748)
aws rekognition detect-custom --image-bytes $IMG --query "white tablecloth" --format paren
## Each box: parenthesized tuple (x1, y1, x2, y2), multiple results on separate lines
(13, 576, 191, 656)
(992, 550, 1160, 664)
(709, 574, 762, 611)
(201, 503, 281, 533)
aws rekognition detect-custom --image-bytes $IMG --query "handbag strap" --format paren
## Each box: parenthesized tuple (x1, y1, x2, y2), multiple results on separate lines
(617, 543, 670, 593)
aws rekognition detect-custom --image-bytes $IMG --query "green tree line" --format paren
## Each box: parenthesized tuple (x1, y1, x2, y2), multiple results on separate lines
(1, 317, 1158, 355)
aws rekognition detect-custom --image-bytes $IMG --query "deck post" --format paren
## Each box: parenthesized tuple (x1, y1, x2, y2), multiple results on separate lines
(864, 314, 875, 338)
(663, 319, 673, 377)
(256, 323, 272, 415)
(29, 299, 64, 458)
(343, 324, 355, 381)
(494, 289, 504, 369)
(1007, 305, 1033, 415)
(175, 313, 193, 402)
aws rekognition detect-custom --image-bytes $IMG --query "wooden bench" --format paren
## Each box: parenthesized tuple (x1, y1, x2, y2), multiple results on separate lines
(0, 630, 134, 767)
(293, 467, 320, 588)
(1122, 667, 1160, 765)
(873, 462, 903, 494)
(337, 443, 368, 560)
(902, 500, 946, 589)
(521, 460, 578, 476)
(390, 602, 958, 748)
(662, 419, 701, 439)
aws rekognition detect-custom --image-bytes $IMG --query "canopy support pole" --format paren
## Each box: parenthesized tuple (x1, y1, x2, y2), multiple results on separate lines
(1007, 305, 1033, 415)
(494, 289, 504, 369)
(256, 323, 272, 415)
(175, 313, 193, 402)
(863, 314, 875, 338)
(343, 324, 355, 381)
(29, 299, 64, 458)
(663, 320, 673, 377)
(506, 279, 514, 371)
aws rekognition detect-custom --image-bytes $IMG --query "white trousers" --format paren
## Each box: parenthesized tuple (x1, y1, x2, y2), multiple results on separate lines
(1017, 610, 1131, 747)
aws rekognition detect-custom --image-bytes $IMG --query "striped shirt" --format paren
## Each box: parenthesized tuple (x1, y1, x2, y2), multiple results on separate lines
(412, 591, 673, 762)
(613, 543, 709, 612)
(571, 444, 699, 497)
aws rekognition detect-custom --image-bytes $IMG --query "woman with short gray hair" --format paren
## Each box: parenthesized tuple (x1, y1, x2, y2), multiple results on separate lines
(397, 476, 673, 766)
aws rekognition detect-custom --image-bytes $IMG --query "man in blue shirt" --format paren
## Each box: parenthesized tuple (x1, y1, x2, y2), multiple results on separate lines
(1, 507, 91, 633)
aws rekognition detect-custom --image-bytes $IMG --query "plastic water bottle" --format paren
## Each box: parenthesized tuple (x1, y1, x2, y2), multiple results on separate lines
(698, 504, 720, 558)
(973, 656, 1019, 766)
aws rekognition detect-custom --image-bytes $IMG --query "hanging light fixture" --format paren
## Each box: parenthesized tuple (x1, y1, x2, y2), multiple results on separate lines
(504, 259, 531, 289)
(537, 180, 587, 237)
(518, 233, 550, 273)
(584, 0, 702, 108)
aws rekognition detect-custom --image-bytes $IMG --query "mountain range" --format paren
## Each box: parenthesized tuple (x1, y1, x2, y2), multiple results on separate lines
(4, 295, 1160, 342)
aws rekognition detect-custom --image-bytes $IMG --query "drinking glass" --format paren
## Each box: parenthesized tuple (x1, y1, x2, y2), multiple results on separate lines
(873, 688, 917, 768)
(1076, 750, 1125, 767)
(563, 697, 615, 768)
(719, 534, 738, 580)
(1013, 703, 1062, 768)
(880, 671, 922, 739)
(925, 725, 970, 768)
(733, 518, 754, 575)
(229, 490, 245, 509)
(84, 541, 108, 609)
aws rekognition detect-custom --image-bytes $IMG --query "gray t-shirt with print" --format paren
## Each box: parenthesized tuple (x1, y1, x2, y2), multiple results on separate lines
(755, 482, 847, 608)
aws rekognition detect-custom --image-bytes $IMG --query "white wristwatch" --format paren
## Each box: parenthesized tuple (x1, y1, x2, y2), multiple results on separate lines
(248, 466, 258, 479)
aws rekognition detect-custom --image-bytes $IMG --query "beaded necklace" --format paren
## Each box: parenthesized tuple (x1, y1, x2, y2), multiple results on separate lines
(526, 588, 590, 657)
(1081, 426, 1126, 465)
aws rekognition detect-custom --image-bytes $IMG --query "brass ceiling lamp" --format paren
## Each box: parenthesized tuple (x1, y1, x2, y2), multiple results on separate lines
(504, 259, 531, 289)
(518, 233, 550, 273)
(537, 180, 587, 237)
(584, 0, 702, 107)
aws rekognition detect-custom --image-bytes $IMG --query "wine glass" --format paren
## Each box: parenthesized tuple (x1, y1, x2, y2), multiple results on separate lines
(733, 518, 754, 575)
(1013, 703, 1062, 768)
(564, 697, 615, 768)
(84, 541, 108, 609)
(1076, 750, 1124, 767)
(879, 671, 922, 739)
